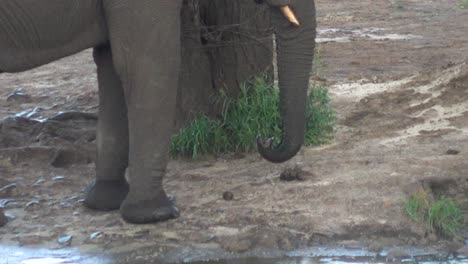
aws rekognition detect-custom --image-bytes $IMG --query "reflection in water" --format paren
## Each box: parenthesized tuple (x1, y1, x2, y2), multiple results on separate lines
(22, 258, 69, 264)
(0, 245, 111, 264)
(192, 247, 468, 264)
(2, 244, 468, 264)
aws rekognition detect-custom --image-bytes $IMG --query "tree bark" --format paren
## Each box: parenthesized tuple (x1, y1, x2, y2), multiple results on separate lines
(177, 0, 273, 127)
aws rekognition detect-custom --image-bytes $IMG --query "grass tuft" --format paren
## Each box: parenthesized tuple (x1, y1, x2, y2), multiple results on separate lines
(404, 191, 464, 238)
(428, 198, 464, 238)
(170, 76, 335, 159)
(404, 190, 431, 223)
(459, 0, 468, 9)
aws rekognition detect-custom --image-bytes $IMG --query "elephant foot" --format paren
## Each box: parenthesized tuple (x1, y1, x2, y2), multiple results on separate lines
(120, 193, 179, 224)
(84, 179, 129, 211)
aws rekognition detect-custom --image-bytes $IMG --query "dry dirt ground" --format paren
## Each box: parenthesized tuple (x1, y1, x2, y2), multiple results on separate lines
(1, 0, 468, 263)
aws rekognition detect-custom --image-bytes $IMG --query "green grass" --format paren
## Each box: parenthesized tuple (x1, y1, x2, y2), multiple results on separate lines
(170, 76, 335, 159)
(404, 191, 464, 238)
(404, 190, 431, 223)
(428, 198, 464, 238)
(459, 0, 468, 9)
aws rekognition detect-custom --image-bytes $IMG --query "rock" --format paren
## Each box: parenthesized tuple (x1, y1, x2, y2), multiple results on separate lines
(446, 149, 460, 155)
(57, 235, 72, 246)
(0, 183, 17, 198)
(0, 208, 8, 227)
(52, 176, 66, 182)
(6, 91, 32, 103)
(222, 191, 234, 201)
(89, 231, 103, 240)
(386, 248, 411, 260)
(33, 178, 45, 186)
(51, 148, 93, 168)
(49, 111, 97, 121)
(25, 200, 40, 210)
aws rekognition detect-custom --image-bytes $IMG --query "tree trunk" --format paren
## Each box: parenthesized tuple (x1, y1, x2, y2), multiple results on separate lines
(177, 0, 273, 127)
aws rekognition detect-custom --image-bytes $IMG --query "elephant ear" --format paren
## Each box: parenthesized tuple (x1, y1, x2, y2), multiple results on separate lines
(255, 0, 291, 6)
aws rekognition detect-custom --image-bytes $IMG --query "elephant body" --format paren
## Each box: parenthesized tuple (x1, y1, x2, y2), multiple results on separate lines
(0, 0, 316, 223)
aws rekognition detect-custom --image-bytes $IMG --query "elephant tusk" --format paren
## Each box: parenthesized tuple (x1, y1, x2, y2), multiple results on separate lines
(280, 6, 300, 26)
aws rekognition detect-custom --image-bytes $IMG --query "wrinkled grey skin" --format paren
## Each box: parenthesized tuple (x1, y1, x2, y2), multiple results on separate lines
(0, 0, 315, 223)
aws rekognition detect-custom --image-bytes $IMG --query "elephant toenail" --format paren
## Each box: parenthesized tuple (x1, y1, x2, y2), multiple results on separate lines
(167, 195, 176, 202)
(171, 206, 180, 218)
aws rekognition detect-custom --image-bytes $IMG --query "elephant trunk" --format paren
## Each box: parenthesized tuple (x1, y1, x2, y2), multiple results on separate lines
(257, 0, 316, 163)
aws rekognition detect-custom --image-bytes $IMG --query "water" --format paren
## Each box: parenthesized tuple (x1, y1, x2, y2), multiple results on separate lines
(192, 247, 468, 264)
(1, 245, 468, 264)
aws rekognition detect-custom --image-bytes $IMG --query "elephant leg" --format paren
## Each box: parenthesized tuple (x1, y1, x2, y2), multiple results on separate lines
(84, 46, 129, 211)
(103, 0, 182, 223)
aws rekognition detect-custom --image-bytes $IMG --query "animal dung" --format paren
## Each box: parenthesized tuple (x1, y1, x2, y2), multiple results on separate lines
(222, 191, 234, 201)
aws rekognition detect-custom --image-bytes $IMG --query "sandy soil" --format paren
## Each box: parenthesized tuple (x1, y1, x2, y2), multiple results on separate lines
(1, 0, 468, 263)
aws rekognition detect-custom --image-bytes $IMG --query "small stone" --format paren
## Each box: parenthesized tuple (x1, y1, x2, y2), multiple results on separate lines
(25, 200, 40, 210)
(446, 149, 460, 155)
(6, 91, 32, 103)
(90, 232, 103, 240)
(223, 191, 234, 201)
(0, 183, 17, 198)
(57, 235, 72, 246)
(52, 176, 66, 182)
(4, 212, 15, 220)
(33, 178, 45, 186)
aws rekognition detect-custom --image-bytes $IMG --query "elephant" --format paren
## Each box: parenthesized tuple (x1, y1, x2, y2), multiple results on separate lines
(0, 0, 316, 223)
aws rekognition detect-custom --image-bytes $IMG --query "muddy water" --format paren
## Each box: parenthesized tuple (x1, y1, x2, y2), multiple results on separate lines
(193, 248, 468, 264)
(2, 245, 468, 264)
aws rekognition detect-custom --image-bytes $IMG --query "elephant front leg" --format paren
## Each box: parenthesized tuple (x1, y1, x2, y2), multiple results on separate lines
(104, 1, 182, 223)
(84, 46, 129, 211)
(119, 74, 180, 223)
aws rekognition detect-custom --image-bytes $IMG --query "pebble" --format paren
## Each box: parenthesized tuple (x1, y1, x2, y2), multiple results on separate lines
(52, 176, 66, 182)
(6, 91, 32, 103)
(446, 149, 460, 155)
(25, 200, 40, 210)
(57, 235, 72, 246)
(89, 231, 103, 240)
(33, 178, 45, 186)
(0, 183, 17, 197)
